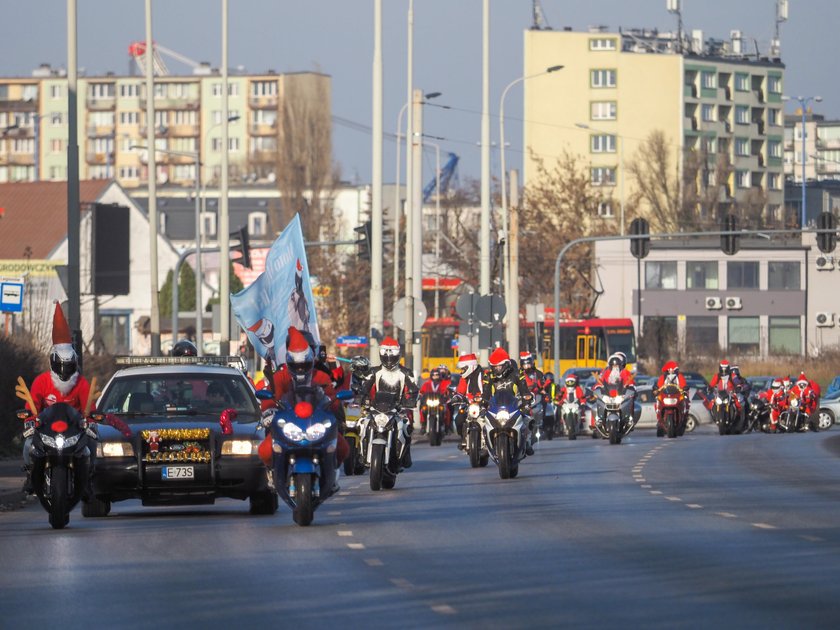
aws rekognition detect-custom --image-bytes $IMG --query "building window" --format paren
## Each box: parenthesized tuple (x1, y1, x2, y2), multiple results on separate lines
(591, 101, 617, 120)
(645, 261, 677, 289)
(685, 316, 719, 352)
(735, 138, 749, 156)
(589, 37, 617, 51)
(590, 69, 616, 88)
(50, 85, 63, 99)
(212, 83, 223, 97)
(735, 73, 749, 91)
(686, 261, 718, 289)
(228, 137, 240, 152)
(701, 71, 716, 89)
(597, 202, 613, 217)
(768, 75, 782, 95)
(702, 104, 716, 122)
(248, 211, 268, 237)
(201, 211, 217, 238)
(50, 139, 63, 153)
(50, 113, 63, 126)
(768, 139, 782, 158)
(768, 108, 781, 127)
(735, 170, 750, 188)
(119, 166, 139, 179)
(251, 80, 278, 96)
(728, 317, 760, 354)
(48, 166, 65, 180)
(591, 134, 616, 153)
(735, 105, 749, 124)
(120, 83, 140, 98)
(590, 167, 616, 186)
(89, 83, 114, 99)
(727, 261, 759, 289)
(768, 261, 800, 290)
(769, 316, 800, 355)
(119, 111, 139, 125)
(99, 311, 132, 355)
(768, 173, 781, 190)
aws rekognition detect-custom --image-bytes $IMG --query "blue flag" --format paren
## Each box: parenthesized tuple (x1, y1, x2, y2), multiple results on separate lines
(231, 214, 319, 366)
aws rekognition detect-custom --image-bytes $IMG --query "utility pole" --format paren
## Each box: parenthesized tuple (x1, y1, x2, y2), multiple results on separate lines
(404, 0, 415, 369)
(219, 0, 231, 354)
(66, 0, 81, 357)
(479, 0, 490, 364)
(411, 88, 423, 377)
(370, 0, 384, 362)
(508, 169, 520, 359)
(144, 0, 161, 355)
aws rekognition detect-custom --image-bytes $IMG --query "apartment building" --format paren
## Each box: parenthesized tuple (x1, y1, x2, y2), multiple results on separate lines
(0, 64, 330, 189)
(523, 26, 786, 225)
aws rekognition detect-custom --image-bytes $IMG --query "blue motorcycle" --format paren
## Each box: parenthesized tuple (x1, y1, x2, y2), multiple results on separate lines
(258, 388, 352, 526)
(482, 390, 529, 480)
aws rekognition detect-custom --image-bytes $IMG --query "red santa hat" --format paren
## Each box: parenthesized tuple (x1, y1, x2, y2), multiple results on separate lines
(488, 347, 510, 366)
(520, 351, 532, 361)
(457, 353, 478, 369)
(51, 301, 73, 353)
(381, 336, 400, 352)
(286, 326, 312, 363)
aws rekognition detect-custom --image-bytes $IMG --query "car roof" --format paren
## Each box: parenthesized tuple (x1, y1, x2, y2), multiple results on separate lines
(111, 364, 246, 378)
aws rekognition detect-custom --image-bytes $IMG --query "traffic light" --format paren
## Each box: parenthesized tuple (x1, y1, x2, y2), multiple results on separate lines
(354, 220, 372, 260)
(817, 211, 837, 254)
(230, 226, 252, 269)
(720, 213, 740, 256)
(629, 217, 650, 259)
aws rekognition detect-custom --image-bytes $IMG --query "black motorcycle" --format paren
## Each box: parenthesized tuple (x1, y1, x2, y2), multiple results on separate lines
(593, 383, 636, 445)
(711, 388, 743, 435)
(23, 403, 96, 529)
(778, 395, 809, 433)
(362, 400, 411, 491)
(422, 392, 446, 447)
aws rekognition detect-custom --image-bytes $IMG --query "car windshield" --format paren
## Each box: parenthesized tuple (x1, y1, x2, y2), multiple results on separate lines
(99, 372, 259, 421)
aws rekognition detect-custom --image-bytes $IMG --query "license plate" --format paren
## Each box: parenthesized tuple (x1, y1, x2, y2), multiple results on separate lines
(162, 466, 194, 480)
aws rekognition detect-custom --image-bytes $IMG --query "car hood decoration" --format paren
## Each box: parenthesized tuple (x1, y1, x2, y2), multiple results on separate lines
(141, 428, 212, 463)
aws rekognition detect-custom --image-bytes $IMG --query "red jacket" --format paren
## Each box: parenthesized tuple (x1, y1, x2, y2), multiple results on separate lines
(456, 371, 484, 401)
(556, 385, 585, 405)
(655, 373, 688, 390)
(597, 367, 634, 390)
(30, 372, 92, 414)
(709, 374, 735, 392)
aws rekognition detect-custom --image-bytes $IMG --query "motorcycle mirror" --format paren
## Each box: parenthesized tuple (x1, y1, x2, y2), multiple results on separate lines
(88, 412, 105, 424)
(336, 389, 354, 401)
(255, 389, 274, 401)
(16, 409, 31, 421)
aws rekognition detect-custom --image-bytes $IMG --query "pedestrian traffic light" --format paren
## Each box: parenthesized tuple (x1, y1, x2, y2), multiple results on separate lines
(816, 211, 837, 254)
(720, 214, 740, 256)
(230, 226, 252, 269)
(354, 221, 372, 260)
(629, 217, 650, 259)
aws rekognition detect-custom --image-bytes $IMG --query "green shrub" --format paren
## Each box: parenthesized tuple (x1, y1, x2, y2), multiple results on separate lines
(0, 334, 47, 456)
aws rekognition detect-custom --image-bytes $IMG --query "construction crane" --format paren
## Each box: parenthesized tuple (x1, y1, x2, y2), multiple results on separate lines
(128, 41, 201, 76)
(531, 0, 552, 30)
(423, 152, 459, 203)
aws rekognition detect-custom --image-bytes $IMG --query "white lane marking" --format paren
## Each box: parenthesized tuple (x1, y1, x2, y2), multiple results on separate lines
(365, 558, 384, 566)
(800, 535, 825, 543)
(391, 578, 414, 589)
(650, 490, 663, 495)
(752, 523, 777, 530)
(641, 484, 652, 489)
(337, 530, 354, 537)
(339, 491, 352, 496)
(635, 478, 646, 483)
(686, 504, 703, 509)
(715, 512, 738, 518)
(665, 496, 682, 502)
(326, 511, 342, 516)
(431, 604, 457, 615)
(347, 543, 366, 550)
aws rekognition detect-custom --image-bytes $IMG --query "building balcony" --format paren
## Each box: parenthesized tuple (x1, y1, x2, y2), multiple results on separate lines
(167, 123, 200, 137)
(249, 123, 278, 136)
(249, 95, 279, 109)
(85, 151, 114, 165)
(86, 124, 115, 138)
(818, 138, 840, 150)
(6, 153, 35, 166)
(249, 149, 277, 162)
(0, 99, 38, 113)
(86, 97, 116, 111)
(139, 97, 200, 111)
(139, 125, 173, 137)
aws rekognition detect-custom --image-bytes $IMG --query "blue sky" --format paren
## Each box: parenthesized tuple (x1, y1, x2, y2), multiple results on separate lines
(2, 0, 837, 184)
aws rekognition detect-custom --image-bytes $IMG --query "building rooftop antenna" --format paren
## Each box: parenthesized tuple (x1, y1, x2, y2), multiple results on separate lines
(531, 0, 552, 31)
(666, 0, 684, 53)
(772, 0, 789, 58)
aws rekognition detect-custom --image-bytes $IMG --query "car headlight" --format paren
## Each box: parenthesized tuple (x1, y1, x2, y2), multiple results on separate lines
(468, 403, 481, 419)
(374, 412, 390, 429)
(282, 423, 306, 442)
(662, 397, 678, 406)
(305, 423, 327, 441)
(495, 410, 511, 424)
(99, 441, 135, 457)
(221, 439, 260, 455)
(426, 399, 440, 408)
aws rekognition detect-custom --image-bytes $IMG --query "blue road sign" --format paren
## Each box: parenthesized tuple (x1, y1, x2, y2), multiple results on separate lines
(336, 335, 369, 348)
(0, 281, 24, 313)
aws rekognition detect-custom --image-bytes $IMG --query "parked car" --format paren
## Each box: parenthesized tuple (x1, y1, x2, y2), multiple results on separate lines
(747, 375, 775, 395)
(826, 376, 840, 398)
(85, 356, 276, 518)
(634, 385, 713, 433)
(562, 367, 602, 383)
(634, 374, 657, 388)
(681, 371, 710, 390)
(816, 388, 840, 431)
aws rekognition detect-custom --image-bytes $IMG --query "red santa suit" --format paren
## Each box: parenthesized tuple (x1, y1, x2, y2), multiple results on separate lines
(31, 371, 91, 414)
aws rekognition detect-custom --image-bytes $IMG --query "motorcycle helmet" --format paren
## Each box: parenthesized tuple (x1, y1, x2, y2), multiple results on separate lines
(50, 346, 78, 382)
(172, 339, 198, 357)
(544, 372, 555, 383)
(607, 353, 622, 369)
(317, 344, 328, 363)
(429, 367, 441, 383)
(437, 364, 451, 380)
(615, 352, 627, 368)
(770, 379, 782, 393)
(782, 376, 792, 392)
(379, 336, 401, 370)
(286, 327, 315, 387)
(520, 351, 534, 371)
(565, 375, 578, 388)
(718, 360, 731, 377)
(662, 361, 679, 377)
(488, 347, 512, 379)
(350, 355, 371, 378)
(796, 373, 809, 391)
(457, 353, 478, 377)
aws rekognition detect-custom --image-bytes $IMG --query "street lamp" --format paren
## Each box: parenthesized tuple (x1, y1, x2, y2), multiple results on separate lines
(783, 94, 822, 227)
(575, 122, 624, 236)
(131, 144, 202, 351)
(499, 64, 562, 355)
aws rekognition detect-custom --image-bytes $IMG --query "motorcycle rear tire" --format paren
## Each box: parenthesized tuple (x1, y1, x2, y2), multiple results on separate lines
(344, 436, 357, 476)
(718, 422, 728, 436)
(249, 490, 279, 515)
(382, 474, 396, 490)
(292, 473, 314, 526)
(48, 466, 70, 530)
(82, 495, 111, 518)
(370, 444, 385, 491)
(498, 435, 512, 479)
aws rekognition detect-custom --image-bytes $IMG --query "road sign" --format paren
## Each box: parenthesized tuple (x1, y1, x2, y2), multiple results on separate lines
(525, 302, 545, 323)
(392, 297, 428, 331)
(475, 294, 505, 324)
(455, 292, 479, 320)
(0, 280, 24, 313)
(478, 322, 504, 348)
(336, 335, 368, 348)
(629, 217, 650, 259)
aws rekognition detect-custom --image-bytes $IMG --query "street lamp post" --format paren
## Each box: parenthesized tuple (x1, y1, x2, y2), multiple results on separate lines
(575, 122, 624, 235)
(784, 94, 822, 227)
(499, 64, 562, 355)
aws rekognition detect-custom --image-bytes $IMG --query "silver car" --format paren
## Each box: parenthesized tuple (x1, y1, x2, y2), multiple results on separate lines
(633, 386, 713, 433)
(816, 389, 840, 431)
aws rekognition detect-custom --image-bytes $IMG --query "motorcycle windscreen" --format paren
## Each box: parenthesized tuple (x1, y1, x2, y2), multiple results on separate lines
(489, 390, 519, 414)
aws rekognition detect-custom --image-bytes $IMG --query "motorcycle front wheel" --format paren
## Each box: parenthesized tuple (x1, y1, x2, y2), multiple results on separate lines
(370, 444, 385, 491)
(468, 428, 481, 468)
(292, 473, 314, 526)
(609, 421, 621, 445)
(498, 434, 513, 479)
(48, 465, 70, 530)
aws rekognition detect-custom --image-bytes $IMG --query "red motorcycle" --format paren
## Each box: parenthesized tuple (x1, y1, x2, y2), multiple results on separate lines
(656, 384, 687, 438)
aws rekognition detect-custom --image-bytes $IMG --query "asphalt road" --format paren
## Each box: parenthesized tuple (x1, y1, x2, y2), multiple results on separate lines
(2, 427, 840, 629)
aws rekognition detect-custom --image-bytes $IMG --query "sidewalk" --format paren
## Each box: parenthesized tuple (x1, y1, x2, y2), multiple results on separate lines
(0, 456, 28, 510)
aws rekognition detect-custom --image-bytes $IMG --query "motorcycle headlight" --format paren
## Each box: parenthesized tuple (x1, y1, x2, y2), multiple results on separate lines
(791, 399, 799, 408)
(41, 434, 78, 449)
(221, 439, 260, 455)
(99, 441, 135, 457)
(662, 397, 678, 406)
(495, 410, 511, 424)
(468, 403, 481, 419)
(374, 412, 390, 430)
(715, 396, 724, 405)
(426, 399, 440, 408)
(282, 423, 306, 442)
(305, 423, 327, 441)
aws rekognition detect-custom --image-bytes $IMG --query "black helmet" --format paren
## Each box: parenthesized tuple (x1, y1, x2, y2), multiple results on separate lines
(50, 347, 78, 382)
(317, 344, 328, 363)
(172, 339, 198, 357)
(350, 355, 371, 377)
(379, 337, 401, 370)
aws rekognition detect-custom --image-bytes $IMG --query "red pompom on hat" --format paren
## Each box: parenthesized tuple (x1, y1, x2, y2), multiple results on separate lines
(488, 347, 510, 366)
(51, 301, 73, 350)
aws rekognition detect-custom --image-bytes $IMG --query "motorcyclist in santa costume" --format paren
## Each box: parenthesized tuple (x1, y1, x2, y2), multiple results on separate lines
(356, 337, 419, 469)
(23, 302, 95, 494)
